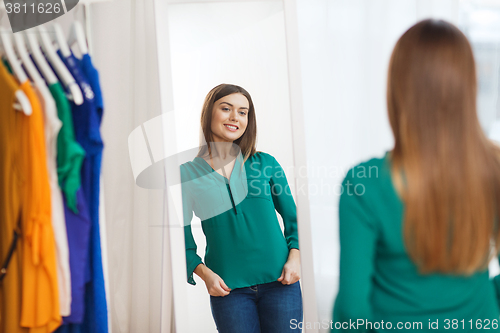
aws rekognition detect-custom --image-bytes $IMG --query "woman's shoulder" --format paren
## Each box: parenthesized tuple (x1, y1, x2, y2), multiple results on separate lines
(253, 150, 269, 157)
(246, 151, 284, 170)
(250, 151, 277, 163)
(342, 151, 390, 186)
(180, 157, 210, 179)
(339, 153, 392, 222)
(180, 159, 196, 171)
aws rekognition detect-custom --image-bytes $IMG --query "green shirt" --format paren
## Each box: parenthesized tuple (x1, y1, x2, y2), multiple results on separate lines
(333, 152, 500, 332)
(181, 151, 299, 289)
(48, 82, 86, 213)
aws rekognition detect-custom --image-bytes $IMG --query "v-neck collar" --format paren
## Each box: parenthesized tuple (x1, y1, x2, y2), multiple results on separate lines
(194, 152, 243, 185)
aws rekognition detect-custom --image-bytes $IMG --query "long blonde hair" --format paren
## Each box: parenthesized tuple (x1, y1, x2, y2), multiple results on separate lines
(388, 19, 500, 275)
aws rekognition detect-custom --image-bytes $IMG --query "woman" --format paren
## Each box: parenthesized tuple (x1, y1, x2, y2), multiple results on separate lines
(180, 84, 303, 333)
(333, 19, 500, 332)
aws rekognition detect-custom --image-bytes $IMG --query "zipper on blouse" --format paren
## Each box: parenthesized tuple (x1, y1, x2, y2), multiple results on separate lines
(226, 183, 237, 214)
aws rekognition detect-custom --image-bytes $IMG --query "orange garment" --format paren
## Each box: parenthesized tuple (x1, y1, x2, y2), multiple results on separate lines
(0, 63, 28, 333)
(18, 80, 61, 333)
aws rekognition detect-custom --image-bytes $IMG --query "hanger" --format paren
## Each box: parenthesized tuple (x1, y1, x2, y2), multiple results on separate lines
(37, 26, 84, 105)
(14, 33, 46, 87)
(51, 23, 72, 57)
(0, 27, 29, 84)
(0, 27, 32, 115)
(68, 21, 88, 55)
(25, 29, 59, 85)
(15, 32, 61, 124)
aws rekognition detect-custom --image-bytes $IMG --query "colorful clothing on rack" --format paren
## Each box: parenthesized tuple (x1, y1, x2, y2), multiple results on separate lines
(19, 79, 62, 332)
(50, 81, 86, 214)
(76, 53, 109, 333)
(30, 55, 86, 213)
(56, 50, 107, 333)
(31, 51, 92, 323)
(40, 60, 92, 326)
(48, 82, 90, 322)
(79, 54, 103, 124)
(34, 81, 72, 317)
(0, 60, 29, 333)
(62, 188, 92, 325)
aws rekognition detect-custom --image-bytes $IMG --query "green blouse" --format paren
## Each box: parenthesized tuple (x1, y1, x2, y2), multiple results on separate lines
(49, 82, 86, 214)
(333, 152, 500, 332)
(180, 151, 299, 290)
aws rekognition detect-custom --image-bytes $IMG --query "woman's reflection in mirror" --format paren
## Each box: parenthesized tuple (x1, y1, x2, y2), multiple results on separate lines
(180, 84, 303, 333)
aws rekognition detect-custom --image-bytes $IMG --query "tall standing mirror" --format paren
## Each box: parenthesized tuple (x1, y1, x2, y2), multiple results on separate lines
(152, 0, 317, 332)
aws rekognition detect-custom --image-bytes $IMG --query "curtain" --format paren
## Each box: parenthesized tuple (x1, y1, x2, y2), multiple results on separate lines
(89, 1, 172, 332)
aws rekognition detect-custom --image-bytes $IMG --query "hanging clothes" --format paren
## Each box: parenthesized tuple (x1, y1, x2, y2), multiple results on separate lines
(51, 80, 86, 214)
(76, 52, 111, 333)
(18, 79, 61, 331)
(0, 61, 29, 333)
(48, 82, 91, 324)
(55, 50, 108, 333)
(33, 80, 73, 318)
(13, 53, 74, 319)
(41, 58, 93, 327)
(30, 51, 93, 324)
(62, 188, 92, 327)
(74, 52, 109, 333)
(78, 54, 103, 124)
(28, 54, 86, 213)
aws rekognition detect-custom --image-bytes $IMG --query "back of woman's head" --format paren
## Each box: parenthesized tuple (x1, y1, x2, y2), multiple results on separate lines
(387, 19, 500, 275)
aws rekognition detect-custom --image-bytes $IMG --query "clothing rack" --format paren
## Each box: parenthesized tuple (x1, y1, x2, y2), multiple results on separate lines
(0, 0, 112, 57)
(0, 1, 112, 331)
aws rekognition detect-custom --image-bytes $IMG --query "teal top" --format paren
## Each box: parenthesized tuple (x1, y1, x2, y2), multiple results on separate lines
(180, 151, 299, 289)
(48, 82, 86, 214)
(333, 151, 500, 332)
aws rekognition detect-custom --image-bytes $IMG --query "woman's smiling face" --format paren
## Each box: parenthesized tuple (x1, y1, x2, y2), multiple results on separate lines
(211, 93, 249, 142)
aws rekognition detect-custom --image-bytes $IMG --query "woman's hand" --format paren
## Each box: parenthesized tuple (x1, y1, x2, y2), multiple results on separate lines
(278, 248, 301, 285)
(194, 264, 231, 297)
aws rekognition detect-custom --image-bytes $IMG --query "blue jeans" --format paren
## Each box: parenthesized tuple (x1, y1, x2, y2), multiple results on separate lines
(209, 280, 303, 333)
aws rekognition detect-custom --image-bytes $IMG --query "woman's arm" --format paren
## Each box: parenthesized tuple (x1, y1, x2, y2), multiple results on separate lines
(268, 155, 301, 284)
(278, 248, 301, 285)
(184, 223, 203, 286)
(194, 263, 231, 297)
(332, 170, 377, 332)
(181, 164, 231, 295)
(181, 164, 204, 286)
(269, 155, 299, 250)
(184, 202, 231, 295)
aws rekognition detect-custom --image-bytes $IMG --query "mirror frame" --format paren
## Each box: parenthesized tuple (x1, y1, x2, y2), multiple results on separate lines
(152, 1, 318, 331)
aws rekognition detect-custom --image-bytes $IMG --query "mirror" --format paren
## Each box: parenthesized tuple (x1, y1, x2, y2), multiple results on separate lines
(153, 0, 316, 332)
